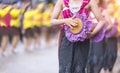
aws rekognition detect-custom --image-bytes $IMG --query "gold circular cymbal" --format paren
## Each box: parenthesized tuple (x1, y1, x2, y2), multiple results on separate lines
(70, 18, 83, 34)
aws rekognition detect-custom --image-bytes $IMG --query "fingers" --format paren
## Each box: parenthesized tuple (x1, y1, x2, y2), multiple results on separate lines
(69, 19, 77, 28)
(65, 18, 78, 29)
(73, 19, 78, 23)
(68, 24, 73, 29)
(72, 19, 78, 26)
(70, 22, 77, 26)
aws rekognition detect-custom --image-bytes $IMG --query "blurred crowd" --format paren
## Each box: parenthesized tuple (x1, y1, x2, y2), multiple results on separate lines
(0, 0, 61, 56)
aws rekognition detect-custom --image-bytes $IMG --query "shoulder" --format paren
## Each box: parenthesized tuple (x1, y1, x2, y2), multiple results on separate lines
(54, 0, 64, 9)
(89, 0, 97, 6)
(83, 0, 92, 9)
(57, 0, 63, 5)
(56, 0, 64, 5)
(88, 0, 98, 8)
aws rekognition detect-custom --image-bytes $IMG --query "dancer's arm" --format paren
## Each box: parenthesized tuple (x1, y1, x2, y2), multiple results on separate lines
(89, 0, 105, 37)
(102, 10, 113, 32)
(51, 0, 77, 29)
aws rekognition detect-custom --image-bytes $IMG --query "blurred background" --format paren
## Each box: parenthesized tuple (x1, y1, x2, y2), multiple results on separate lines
(0, 0, 119, 73)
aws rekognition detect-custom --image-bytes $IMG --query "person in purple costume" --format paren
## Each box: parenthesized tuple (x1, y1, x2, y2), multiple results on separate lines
(51, 0, 105, 73)
(87, 0, 114, 73)
(103, 3, 118, 73)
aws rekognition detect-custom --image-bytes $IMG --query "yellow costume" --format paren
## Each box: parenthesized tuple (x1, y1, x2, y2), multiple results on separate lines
(113, 7, 120, 32)
(23, 10, 34, 29)
(33, 9, 42, 27)
(42, 10, 52, 27)
(10, 9, 21, 28)
(0, 9, 3, 27)
(0, 6, 11, 27)
(113, 13, 120, 32)
(42, 3, 54, 27)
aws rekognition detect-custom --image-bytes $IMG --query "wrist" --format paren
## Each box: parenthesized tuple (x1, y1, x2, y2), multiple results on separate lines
(62, 19, 66, 24)
(91, 31, 96, 37)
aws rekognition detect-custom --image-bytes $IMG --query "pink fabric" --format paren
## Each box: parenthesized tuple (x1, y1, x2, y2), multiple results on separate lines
(63, 0, 69, 8)
(4, 13, 11, 28)
(63, 0, 90, 15)
(0, 13, 11, 28)
(62, 0, 90, 29)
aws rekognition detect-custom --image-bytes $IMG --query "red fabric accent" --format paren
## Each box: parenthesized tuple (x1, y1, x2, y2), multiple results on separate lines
(4, 13, 11, 29)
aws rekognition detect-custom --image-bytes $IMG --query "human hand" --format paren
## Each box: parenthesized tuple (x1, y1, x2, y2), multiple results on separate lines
(64, 16, 78, 29)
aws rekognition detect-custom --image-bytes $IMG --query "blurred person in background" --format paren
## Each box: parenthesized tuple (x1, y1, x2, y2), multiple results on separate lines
(42, 1, 54, 48)
(9, 2, 29, 54)
(23, 2, 35, 52)
(0, 5, 12, 56)
(114, 3, 120, 56)
(9, 4, 22, 54)
(32, 3, 44, 49)
(87, 0, 114, 73)
(103, 2, 119, 73)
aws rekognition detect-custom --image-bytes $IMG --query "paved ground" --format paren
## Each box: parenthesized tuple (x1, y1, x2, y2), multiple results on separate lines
(0, 38, 119, 73)
(0, 38, 59, 73)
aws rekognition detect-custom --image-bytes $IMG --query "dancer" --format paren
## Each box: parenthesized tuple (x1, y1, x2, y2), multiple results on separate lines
(87, 0, 114, 73)
(43, 2, 54, 48)
(9, 3, 29, 54)
(51, 0, 105, 73)
(103, 3, 118, 73)
(0, 5, 12, 56)
(32, 3, 44, 49)
(23, 3, 35, 52)
(9, 4, 21, 54)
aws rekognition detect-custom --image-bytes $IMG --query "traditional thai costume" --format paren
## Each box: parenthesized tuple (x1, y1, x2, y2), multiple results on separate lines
(59, 0, 91, 73)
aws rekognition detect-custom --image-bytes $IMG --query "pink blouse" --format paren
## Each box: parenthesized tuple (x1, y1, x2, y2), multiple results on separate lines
(62, 0, 90, 29)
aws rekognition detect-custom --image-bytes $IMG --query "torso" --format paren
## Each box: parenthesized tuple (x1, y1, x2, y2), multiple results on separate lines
(23, 10, 34, 29)
(61, 0, 91, 30)
(33, 9, 42, 26)
(62, 0, 91, 18)
(10, 9, 21, 27)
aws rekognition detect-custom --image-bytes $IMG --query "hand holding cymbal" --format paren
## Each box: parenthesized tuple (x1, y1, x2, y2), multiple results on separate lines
(64, 17, 77, 29)
(70, 18, 83, 34)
